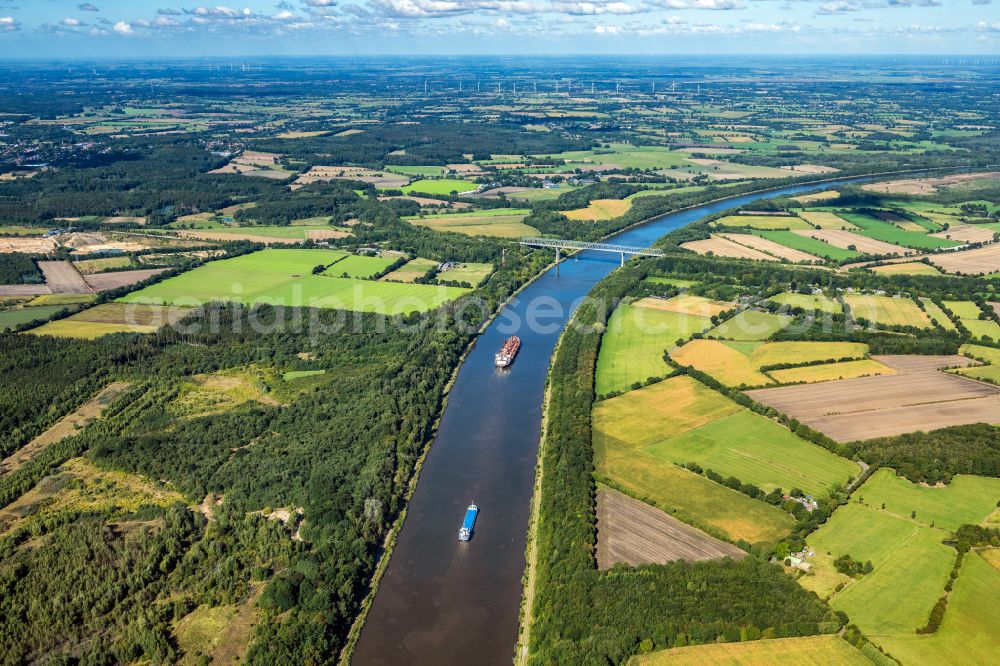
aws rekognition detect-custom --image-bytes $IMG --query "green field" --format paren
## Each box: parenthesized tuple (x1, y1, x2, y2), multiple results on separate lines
(385, 165, 445, 176)
(768, 292, 842, 315)
(632, 635, 869, 666)
(282, 369, 327, 381)
(0, 305, 65, 330)
(593, 376, 794, 545)
(595, 304, 712, 395)
(324, 254, 396, 279)
(957, 344, 1000, 382)
(800, 469, 1000, 651)
(963, 319, 1000, 341)
(943, 300, 983, 320)
(856, 469, 1000, 532)
(882, 551, 1000, 665)
(536, 144, 690, 170)
(177, 224, 338, 240)
(713, 215, 812, 231)
(401, 178, 477, 195)
(119, 249, 469, 314)
(844, 294, 932, 328)
(752, 231, 861, 261)
(380, 257, 438, 283)
(73, 256, 133, 273)
(438, 262, 493, 286)
(840, 213, 960, 250)
(646, 410, 859, 496)
(920, 298, 958, 331)
(0, 225, 51, 236)
(704, 310, 792, 341)
(644, 277, 698, 289)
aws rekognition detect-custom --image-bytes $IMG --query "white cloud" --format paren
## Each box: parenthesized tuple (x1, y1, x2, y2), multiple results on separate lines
(113, 20, 134, 34)
(817, 1, 860, 14)
(0, 16, 18, 32)
(594, 23, 621, 32)
(62, 18, 84, 26)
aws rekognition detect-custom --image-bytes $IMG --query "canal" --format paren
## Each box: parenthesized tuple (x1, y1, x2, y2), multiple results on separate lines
(352, 178, 870, 665)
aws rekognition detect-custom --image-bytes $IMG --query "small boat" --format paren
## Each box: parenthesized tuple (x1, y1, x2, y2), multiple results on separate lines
(458, 503, 479, 541)
(495, 336, 520, 368)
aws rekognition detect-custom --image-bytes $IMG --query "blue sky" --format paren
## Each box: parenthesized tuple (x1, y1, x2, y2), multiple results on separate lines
(0, 1, 996, 57)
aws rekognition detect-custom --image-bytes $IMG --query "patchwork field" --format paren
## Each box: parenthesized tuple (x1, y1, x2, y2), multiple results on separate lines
(119, 249, 469, 314)
(863, 171, 1000, 195)
(564, 198, 631, 221)
(930, 223, 996, 244)
(671, 340, 867, 388)
(406, 209, 537, 238)
(800, 470, 1000, 663)
(716, 233, 820, 263)
(713, 214, 812, 231)
(680, 235, 776, 261)
(633, 294, 730, 317)
(704, 310, 792, 341)
(595, 488, 745, 570)
(748, 355, 999, 441)
(632, 635, 869, 666)
(27, 303, 193, 339)
(751, 230, 860, 261)
(796, 229, 909, 256)
(844, 294, 932, 328)
(841, 213, 960, 251)
(595, 303, 712, 395)
(593, 376, 794, 545)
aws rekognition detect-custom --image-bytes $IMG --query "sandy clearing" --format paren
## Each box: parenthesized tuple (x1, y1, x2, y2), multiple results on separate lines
(38, 261, 92, 294)
(0, 236, 57, 253)
(794, 229, 911, 256)
(863, 171, 1000, 195)
(0, 382, 131, 478)
(717, 233, 820, 263)
(84, 268, 169, 292)
(680, 235, 777, 261)
(928, 243, 1000, 275)
(929, 224, 997, 244)
(747, 355, 998, 441)
(596, 489, 745, 569)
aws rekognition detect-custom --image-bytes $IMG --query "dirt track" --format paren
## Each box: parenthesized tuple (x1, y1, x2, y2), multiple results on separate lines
(746, 355, 1000, 441)
(596, 489, 746, 569)
(38, 261, 92, 293)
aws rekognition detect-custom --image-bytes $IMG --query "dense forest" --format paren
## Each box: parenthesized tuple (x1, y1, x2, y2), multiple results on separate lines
(0, 253, 41, 284)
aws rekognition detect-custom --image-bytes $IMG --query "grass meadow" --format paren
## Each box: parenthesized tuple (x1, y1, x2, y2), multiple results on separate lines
(843, 295, 933, 328)
(632, 635, 869, 666)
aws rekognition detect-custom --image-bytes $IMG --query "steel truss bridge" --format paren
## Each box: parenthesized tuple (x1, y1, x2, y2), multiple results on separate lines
(519, 237, 664, 266)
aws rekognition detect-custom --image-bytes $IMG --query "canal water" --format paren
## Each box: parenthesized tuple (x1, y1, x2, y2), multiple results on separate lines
(352, 179, 869, 665)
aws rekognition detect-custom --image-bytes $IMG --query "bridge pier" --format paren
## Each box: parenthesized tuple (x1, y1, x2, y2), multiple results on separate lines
(555, 247, 560, 275)
(620, 252, 625, 267)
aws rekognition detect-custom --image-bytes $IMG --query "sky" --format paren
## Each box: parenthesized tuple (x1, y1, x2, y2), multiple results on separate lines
(0, 1, 996, 57)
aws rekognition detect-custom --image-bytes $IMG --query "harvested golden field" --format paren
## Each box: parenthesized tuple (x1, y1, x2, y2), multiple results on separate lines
(632, 635, 869, 666)
(717, 233, 820, 263)
(712, 214, 811, 230)
(843, 294, 933, 328)
(863, 171, 1000, 195)
(564, 199, 631, 221)
(596, 488, 745, 569)
(680, 235, 776, 261)
(747, 355, 999, 441)
(795, 229, 910, 256)
(38, 260, 92, 294)
(633, 294, 731, 317)
(930, 224, 996, 244)
(769, 359, 895, 385)
(790, 190, 840, 203)
(28, 303, 191, 339)
(671, 340, 773, 387)
(929, 243, 1000, 275)
(870, 261, 941, 276)
(799, 211, 857, 230)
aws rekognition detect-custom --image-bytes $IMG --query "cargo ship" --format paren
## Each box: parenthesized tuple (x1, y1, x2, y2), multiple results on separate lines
(458, 503, 478, 541)
(495, 336, 520, 368)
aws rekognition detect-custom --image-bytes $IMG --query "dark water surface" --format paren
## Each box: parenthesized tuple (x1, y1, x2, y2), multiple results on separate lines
(352, 179, 869, 666)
